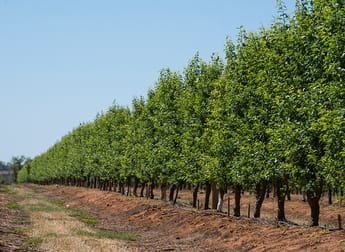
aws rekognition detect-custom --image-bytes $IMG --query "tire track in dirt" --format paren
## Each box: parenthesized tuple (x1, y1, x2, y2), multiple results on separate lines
(14, 186, 138, 252)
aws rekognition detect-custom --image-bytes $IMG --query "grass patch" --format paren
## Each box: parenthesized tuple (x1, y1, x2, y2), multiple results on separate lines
(26, 237, 43, 245)
(9, 227, 31, 234)
(76, 230, 95, 236)
(5, 201, 20, 209)
(11, 220, 31, 225)
(81, 218, 101, 225)
(69, 208, 101, 225)
(1, 185, 12, 194)
(52, 200, 65, 207)
(76, 229, 138, 241)
(28, 203, 60, 212)
(96, 229, 138, 241)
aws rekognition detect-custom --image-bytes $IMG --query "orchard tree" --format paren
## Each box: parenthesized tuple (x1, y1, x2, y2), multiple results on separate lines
(146, 69, 184, 202)
(179, 53, 224, 209)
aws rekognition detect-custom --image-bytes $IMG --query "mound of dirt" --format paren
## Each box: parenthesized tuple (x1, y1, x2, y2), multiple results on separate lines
(25, 184, 345, 251)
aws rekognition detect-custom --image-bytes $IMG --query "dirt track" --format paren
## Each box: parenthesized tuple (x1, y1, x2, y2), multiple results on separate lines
(20, 187, 135, 252)
(2, 184, 345, 251)
(0, 185, 33, 252)
(1, 185, 136, 252)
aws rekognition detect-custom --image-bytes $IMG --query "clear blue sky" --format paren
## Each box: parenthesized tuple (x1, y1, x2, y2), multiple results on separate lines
(0, 0, 295, 163)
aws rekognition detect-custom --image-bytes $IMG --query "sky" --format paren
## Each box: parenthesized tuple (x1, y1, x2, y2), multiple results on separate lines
(0, 0, 295, 163)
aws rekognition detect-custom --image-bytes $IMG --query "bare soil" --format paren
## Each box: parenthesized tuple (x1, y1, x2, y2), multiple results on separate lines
(2, 184, 345, 251)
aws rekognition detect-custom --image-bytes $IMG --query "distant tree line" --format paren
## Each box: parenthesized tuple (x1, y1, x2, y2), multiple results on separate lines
(19, 0, 345, 226)
(0, 161, 10, 171)
(0, 156, 29, 184)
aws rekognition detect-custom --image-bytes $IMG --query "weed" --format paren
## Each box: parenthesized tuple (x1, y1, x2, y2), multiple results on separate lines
(9, 227, 31, 234)
(76, 229, 138, 241)
(52, 200, 65, 207)
(27, 237, 43, 245)
(2, 185, 11, 194)
(11, 220, 31, 225)
(28, 203, 59, 212)
(69, 208, 100, 225)
(82, 218, 101, 225)
(5, 201, 20, 209)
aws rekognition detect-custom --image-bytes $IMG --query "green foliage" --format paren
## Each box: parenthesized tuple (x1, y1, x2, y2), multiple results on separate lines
(17, 166, 29, 183)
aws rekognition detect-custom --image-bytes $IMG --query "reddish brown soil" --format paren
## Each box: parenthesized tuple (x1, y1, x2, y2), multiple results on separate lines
(3, 184, 345, 251)
(21, 184, 345, 252)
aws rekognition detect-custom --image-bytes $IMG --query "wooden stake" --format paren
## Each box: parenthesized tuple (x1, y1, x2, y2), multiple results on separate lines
(227, 197, 230, 217)
(247, 203, 251, 218)
(338, 214, 342, 230)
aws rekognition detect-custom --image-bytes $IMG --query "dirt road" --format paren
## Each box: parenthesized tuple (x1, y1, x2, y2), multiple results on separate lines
(9, 185, 138, 252)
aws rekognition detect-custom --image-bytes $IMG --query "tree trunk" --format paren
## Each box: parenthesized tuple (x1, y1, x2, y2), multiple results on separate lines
(92, 177, 96, 188)
(117, 182, 123, 193)
(112, 180, 117, 192)
(217, 187, 225, 212)
(145, 184, 149, 199)
(276, 178, 286, 222)
(302, 192, 306, 202)
(173, 185, 179, 205)
(192, 184, 199, 208)
(120, 183, 125, 195)
(133, 178, 139, 197)
(328, 187, 332, 205)
(266, 187, 270, 198)
(211, 182, 219, 210)
(107, 181, 113, 192)
(86, 176, 90, 188)
(149, 183, 154, 199)
(285, 175, 291, 201)
(286, 190, 291, 201)
(254, 181, 267, 218)
(140, 183, 146, 197)
(307, 191, 322, 226)
(126, 182, 130, 196)
(160, 183, 167, 201)
(73, 177, 77, 186)
(234, 184, 242, 217)
(204, 182, 211, 210)
(169, 184, 177, 203)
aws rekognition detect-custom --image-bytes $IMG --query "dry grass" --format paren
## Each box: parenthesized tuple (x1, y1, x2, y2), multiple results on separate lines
(13, 185, 139, 252)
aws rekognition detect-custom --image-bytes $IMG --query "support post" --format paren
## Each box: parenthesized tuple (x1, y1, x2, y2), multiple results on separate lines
(227, 197, 230, 217)
(247, 203, 251, 218)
